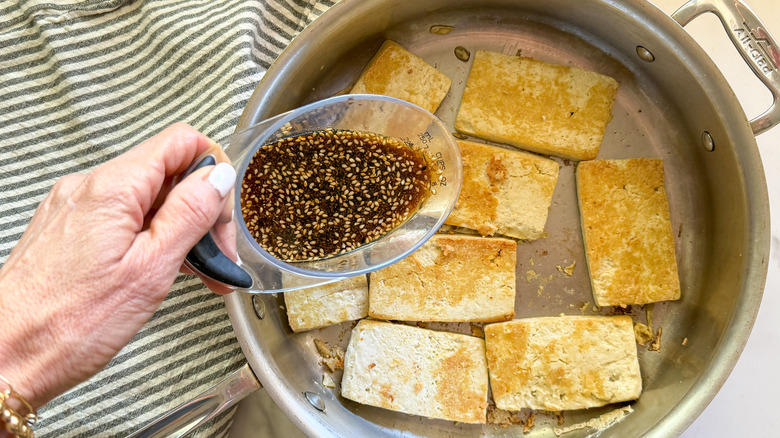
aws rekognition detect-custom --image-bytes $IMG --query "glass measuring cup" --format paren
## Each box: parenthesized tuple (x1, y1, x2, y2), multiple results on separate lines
(185, 94, 463, 293)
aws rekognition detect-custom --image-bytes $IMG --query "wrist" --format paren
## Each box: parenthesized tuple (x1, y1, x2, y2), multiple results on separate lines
(0, 323, 57, 411)
(0, 272, 63, 410)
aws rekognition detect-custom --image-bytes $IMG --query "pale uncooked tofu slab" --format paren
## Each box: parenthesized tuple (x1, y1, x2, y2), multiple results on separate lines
(350, 40, 451, 114)
(341, 319, 489, 423)
(445, 139, 559, 240)
(369, 234, 516, 322)
(577, 158, 681, 306)
(455, 51, 618, 161)
(284, 276, 368, 332)
(484, 315, 642, 411)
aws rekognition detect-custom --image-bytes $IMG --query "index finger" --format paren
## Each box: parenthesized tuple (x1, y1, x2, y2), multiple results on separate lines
(93, 123, 231, 219)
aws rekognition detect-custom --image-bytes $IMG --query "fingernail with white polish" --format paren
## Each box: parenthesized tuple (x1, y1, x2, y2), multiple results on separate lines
(208, 162, 236, 197)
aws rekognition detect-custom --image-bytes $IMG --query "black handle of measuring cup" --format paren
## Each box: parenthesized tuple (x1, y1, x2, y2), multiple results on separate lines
(183, 155, 253, 289)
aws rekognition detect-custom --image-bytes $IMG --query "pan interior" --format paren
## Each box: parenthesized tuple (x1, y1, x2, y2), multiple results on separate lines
(227, 1, 768, 437)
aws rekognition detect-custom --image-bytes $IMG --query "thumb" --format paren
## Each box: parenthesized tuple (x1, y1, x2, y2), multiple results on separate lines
(143, 162, 237, 262)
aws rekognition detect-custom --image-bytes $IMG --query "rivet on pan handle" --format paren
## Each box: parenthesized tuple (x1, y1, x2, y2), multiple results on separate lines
(672, 0, 780, 136)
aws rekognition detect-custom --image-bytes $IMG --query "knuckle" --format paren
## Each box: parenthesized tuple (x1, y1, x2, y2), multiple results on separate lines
(168, 121, 195, 133)
(50, 173, 83, 196)
(164, 123, 199, 146)
(85, 173, 135, 205)
(44, 174, 86, 209)
(160, 123, 202, 161)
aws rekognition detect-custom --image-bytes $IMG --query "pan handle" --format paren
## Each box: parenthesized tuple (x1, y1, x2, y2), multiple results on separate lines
(127, 363, 261, 438)
(672, 0, 780, 135)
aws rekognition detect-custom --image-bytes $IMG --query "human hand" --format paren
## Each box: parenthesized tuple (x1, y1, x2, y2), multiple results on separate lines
(0, 123, 237, 409)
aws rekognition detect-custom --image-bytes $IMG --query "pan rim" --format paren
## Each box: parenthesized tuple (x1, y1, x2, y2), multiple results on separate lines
(226, 0, 771, 436)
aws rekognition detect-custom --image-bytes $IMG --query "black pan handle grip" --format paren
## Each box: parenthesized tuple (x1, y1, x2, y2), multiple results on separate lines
(183, 154, 253, 289)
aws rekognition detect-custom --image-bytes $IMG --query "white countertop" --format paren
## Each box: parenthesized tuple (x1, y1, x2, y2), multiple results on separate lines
(229, 1, 780, 436)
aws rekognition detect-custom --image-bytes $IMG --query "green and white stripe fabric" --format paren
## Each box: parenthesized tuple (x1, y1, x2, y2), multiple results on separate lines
(0, 0, 333, 436)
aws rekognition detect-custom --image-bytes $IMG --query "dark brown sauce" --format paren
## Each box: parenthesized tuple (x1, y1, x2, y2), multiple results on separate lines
(241, 129, 433, 262)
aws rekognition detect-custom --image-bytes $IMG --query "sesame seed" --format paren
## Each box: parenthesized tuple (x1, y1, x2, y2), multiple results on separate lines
(240, 129, 434, 262)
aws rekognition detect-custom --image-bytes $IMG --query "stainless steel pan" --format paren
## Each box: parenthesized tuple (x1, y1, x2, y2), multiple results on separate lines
(131, 0, 778, 436)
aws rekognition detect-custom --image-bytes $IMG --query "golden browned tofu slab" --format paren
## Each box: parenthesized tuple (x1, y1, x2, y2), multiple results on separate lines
(369, 235, 516, 322)
(341, 320, 489, 423)
(577, 158, 681, 306)
(484, 316, 641, 411)
(284, 276, 368, 332)
(350, 40, 451, 114)
(455, 51, 618, 160)
(445, 139, 559, 240)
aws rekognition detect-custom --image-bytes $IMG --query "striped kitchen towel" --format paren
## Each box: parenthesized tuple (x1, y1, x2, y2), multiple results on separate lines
(0, 0, 334, 436)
